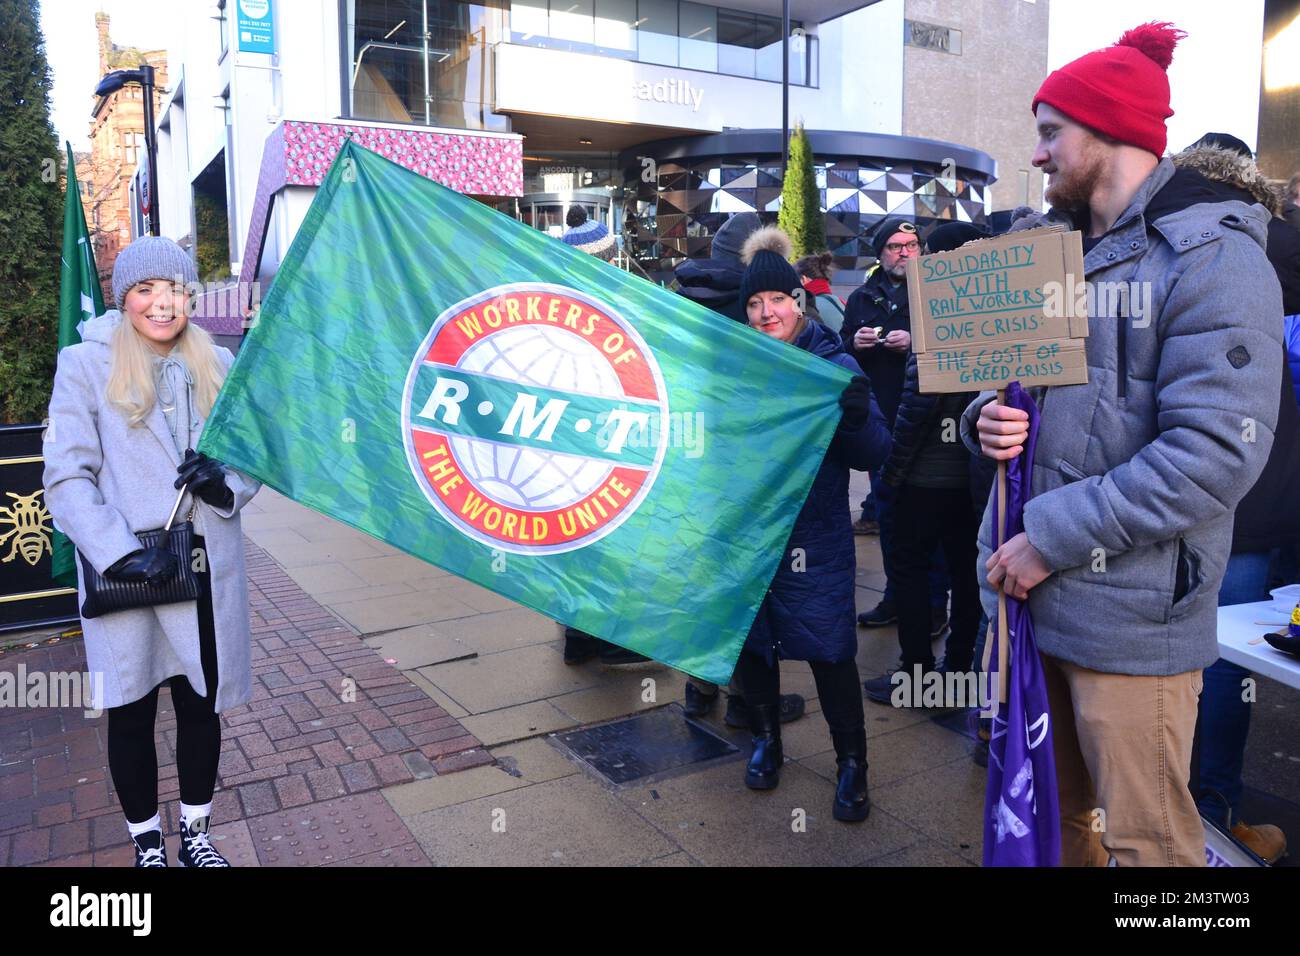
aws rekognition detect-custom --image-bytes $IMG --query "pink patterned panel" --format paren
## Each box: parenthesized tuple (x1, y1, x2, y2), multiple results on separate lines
(282, 121, 523, 197)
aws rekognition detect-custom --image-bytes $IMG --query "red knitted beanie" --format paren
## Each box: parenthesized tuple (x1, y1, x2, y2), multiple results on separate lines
(1032, 22, 1186, 158)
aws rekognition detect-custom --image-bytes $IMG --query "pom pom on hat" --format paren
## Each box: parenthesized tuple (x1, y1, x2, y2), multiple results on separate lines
(741, 225, 794, 266)
(1115, 21, 1186, 70)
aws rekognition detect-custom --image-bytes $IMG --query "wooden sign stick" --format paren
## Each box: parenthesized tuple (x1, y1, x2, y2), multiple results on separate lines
(995, 387, 1010, 705)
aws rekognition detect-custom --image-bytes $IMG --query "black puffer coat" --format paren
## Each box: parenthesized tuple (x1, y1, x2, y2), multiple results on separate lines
(675, 258, 747, 324)
(878, 353, 977, 488)
(744, 320, 891, 665)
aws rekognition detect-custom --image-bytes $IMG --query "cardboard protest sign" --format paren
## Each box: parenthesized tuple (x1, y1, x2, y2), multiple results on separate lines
(906, 226, 1089, 393)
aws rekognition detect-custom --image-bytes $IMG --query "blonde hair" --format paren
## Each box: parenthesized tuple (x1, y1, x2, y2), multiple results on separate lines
(106, 313, 227, 426)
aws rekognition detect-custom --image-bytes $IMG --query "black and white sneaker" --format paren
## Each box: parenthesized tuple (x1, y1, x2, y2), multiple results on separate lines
(132, 829, 168, 867)
(177, 816, 230, 867)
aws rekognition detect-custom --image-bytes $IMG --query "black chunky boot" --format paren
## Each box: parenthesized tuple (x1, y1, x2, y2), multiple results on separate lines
(744, 703, 783, 790)
(831, 729, 870, 822)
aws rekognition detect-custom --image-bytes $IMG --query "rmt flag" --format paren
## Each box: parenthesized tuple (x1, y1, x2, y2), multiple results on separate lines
(198, 140, 853, 683)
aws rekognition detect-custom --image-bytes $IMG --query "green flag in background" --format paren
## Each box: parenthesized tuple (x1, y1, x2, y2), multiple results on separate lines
(50, 142, 105, 588)
(199, 141, 853, 683)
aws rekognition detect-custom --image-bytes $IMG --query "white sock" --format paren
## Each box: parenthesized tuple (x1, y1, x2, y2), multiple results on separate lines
(180, 800, 213, 827)
(127, 813, 162, 838)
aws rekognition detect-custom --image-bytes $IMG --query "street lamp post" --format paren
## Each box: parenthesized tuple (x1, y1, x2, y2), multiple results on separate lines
(781, 0, 790, 180)
(93, 66, 161, 237)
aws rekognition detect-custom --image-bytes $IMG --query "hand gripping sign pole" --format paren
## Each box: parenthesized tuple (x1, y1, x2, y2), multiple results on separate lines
(904, 224, 1088, 704)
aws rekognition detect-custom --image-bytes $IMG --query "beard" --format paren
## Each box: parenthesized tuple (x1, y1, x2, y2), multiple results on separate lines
(1044, 140, 1107, 214)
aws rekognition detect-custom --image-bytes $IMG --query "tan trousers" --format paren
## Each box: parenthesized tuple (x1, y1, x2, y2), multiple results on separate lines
(1041, 653, 1205, 867)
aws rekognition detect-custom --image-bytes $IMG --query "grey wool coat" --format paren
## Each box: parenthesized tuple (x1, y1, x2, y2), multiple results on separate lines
(43, 312, 261, 712)
(961, 157, 1283, 677)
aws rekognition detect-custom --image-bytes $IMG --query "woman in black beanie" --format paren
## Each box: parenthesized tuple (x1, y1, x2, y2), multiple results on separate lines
(732, 226, 891, 821)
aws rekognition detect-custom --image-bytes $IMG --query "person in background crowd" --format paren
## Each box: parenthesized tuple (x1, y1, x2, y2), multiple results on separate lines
(863, 221, 987, 706)
(675, 212, 806, 726)
(674, 211, 763, 325)
(732, 225, 890, 821)
(1174, 133, 1300, 865)
(794, 251, 846, 333)
(842, 218, 951, 637)
(560, 205, 617, 261)
(43, 236, 262, 867)
(1283, 172, 1300, 232)
(965, 22, 1282, 865)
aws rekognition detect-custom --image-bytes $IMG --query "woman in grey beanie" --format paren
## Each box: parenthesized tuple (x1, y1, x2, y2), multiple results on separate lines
(43, 235, 261, 867)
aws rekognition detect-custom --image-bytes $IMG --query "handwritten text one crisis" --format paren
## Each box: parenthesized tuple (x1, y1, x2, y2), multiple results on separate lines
(922, 243, 1043, 343)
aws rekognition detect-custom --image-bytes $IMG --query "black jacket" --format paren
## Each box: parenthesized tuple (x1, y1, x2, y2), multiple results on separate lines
(839, 269, 911, 425)
(879, 352, 977, 490)
(744, 319, 891, 664)
(1267, 217, 1300, 316)
(674, 258, 747, 324)
(1232, 355, 1300, 554)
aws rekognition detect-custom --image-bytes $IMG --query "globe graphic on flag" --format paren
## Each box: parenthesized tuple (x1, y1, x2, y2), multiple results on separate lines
(450, 324, 624, 511)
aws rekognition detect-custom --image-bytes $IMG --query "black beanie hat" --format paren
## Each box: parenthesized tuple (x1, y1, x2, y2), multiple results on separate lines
(738, 226, 800, 308)
(1187, 131, 1253, 159)
(926, 221, 989, 254)
(871, 217, 918, 258)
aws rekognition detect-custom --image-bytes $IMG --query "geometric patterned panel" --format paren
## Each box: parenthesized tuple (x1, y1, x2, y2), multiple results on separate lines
(624, 154, 994, 276)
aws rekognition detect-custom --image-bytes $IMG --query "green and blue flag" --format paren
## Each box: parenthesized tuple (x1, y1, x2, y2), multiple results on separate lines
(199, 141, 852, 682)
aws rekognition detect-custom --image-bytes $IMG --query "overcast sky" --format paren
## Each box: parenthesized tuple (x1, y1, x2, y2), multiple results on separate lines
(1048, 0, 1265, 153)
(42, 1, 1266, 153)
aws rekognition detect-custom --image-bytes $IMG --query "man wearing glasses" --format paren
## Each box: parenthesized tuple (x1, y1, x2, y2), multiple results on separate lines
(843, 219, 949, 639)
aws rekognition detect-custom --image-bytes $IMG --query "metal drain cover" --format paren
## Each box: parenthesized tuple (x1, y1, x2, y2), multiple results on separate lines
(556, 707, 739, 785)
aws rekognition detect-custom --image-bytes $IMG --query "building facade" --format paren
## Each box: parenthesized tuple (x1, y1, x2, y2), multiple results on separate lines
(87, 12, 169, 295)
(149, 0, 1045, 338)
(901, 0, 1048, 214)
(1258, 0, 1300, 184)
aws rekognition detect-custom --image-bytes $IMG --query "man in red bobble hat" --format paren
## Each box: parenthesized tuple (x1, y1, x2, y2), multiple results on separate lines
(960, 23, 1284, 866)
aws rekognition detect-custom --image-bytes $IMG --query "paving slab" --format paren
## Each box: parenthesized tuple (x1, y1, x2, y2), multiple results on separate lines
(327, 589, 480, 634)
(421, 607, 561, 655)
(421, 644, 604, 713)
(548, 669, 687, 724)
(798, 718, 978, 788)
(364, 626, 476, 670)
(454, 701, 580, 747)
(869, 756, 988, 865)
(615, 760, 919, 867)
(405, 774, 678, 866)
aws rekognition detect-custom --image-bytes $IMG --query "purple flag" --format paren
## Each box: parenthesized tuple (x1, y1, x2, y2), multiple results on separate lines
(983, 381, 1061, 867)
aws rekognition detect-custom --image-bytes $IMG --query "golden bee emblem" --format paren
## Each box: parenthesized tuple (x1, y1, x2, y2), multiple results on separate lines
(0, 490, 54, 567)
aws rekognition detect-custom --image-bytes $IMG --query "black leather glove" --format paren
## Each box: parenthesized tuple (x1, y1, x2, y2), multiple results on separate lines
(176, 449, 234, 510)
(837, 375, 874, 430)
(105, 547, 179, 587)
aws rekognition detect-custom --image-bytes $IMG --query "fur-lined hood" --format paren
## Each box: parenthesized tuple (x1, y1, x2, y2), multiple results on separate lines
(1171, 145, 1283, 217)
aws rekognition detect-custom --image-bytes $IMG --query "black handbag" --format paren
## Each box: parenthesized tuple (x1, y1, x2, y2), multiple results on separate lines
(78, 484, 201, 620)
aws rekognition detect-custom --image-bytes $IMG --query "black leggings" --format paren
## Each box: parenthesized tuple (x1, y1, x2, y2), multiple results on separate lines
(735, 650, 865, 734)
(106, 537, 221, 824)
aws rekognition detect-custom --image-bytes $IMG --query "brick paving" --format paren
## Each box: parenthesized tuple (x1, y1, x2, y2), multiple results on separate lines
(0, 537, 491, 866)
